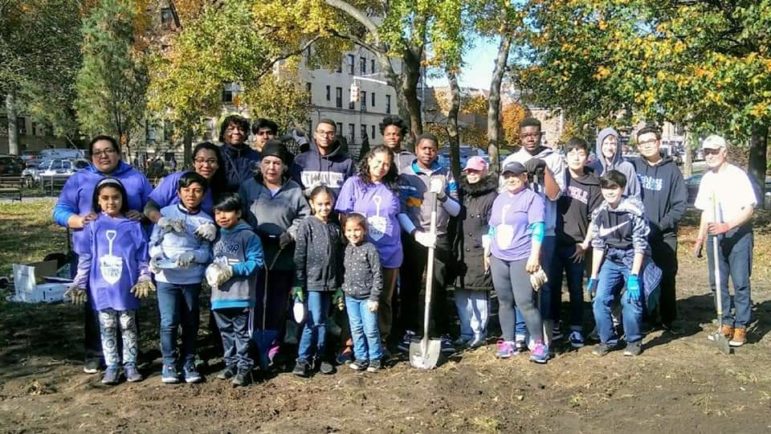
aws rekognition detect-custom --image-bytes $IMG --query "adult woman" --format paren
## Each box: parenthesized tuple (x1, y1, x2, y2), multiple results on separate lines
(144, 142, 227, 221)
(239, 140, 310, 364)
(486, 161, 549, 363)
(335, 145, 402, 345)
(53, 135, 153, 373)
(219, 114, 261, 192)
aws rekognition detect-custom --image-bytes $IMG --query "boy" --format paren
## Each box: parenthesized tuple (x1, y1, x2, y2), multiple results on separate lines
(553, 138, 603, 348)
(587, 170, 659, 357)
(207, 193, 264, 387)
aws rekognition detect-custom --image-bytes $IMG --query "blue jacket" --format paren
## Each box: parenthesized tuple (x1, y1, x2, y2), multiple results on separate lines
(211, 221, 264, 309)
(149, 204, 213, 285)
(219, 143, 261, 192)
(53, 161, 152, 255)
(290, 143, 355, 197)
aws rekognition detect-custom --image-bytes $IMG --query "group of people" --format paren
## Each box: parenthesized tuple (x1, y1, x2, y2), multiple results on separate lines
(53, 112, 756, 387)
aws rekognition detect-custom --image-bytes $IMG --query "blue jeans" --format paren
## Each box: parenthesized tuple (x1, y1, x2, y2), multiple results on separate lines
(345, 297, 383, 362)
(552, 244, 586, 331)
(297, 292, 331, 362)
(592, 252, 644, 345)
(213, 308, 254, 371)
(157, 282, 201, 367)
(706, 226, 753, 328)
(514, 235, 556, 339)
(454, 290, 489, 340)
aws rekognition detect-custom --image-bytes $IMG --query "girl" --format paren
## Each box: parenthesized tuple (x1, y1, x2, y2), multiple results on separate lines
(292, 186, 344, 377)
(148, 172, 214, 384)
(66, 177, 154, 384)
(486, 161, 549, 364)
(455, 156, 497, 348)
(342, 214, 384, 372)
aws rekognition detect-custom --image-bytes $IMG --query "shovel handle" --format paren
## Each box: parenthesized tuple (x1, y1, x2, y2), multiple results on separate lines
(422, 192, 439, 348)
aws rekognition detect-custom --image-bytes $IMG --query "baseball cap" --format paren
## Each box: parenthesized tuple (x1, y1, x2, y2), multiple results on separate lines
(501, 161, 526, 176)
(702, 135, 727, 150)
(463, 156, 488, 172)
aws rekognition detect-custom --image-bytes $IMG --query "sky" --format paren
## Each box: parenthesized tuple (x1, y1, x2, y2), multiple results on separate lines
(427, 36, 499, 90)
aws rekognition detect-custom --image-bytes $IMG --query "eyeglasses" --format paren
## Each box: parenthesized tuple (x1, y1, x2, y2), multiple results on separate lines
(703, 148, 723, 155)
(92, 148, 117, 157)
(194, 158, 218, 165)
(316, 130, 335, 137)
(638, 139, 657, 146)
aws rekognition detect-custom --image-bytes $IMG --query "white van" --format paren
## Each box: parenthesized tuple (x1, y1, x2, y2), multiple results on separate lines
(39, 148, 85, 161)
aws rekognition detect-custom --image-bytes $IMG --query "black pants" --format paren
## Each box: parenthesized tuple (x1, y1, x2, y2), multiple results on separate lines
(213, 308, 254, 371)
(84, 301, 103, 363)
(398, 234, 452, 337)
(651, 234, 678, 325)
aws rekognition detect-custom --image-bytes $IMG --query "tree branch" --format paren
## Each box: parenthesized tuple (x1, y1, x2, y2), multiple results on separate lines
(324, 0, 381, 44)
(255, 35, 323, 81)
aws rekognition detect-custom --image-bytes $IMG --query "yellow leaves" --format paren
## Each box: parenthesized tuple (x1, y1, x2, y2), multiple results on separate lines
(593, 65, 610, 80)
(750, 103, 768, 118)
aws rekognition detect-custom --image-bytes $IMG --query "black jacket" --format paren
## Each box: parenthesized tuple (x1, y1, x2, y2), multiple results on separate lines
(455, 175, 497, 291)
(293, 216, 343, 291)
(220, 143, 261, 192)
(629, 156, 687, 240)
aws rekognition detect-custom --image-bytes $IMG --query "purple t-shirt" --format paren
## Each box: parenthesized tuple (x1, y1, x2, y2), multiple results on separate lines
(489, 188, 545, 262)
(335, 175, 403, 268)
(149, 171, 214, 216)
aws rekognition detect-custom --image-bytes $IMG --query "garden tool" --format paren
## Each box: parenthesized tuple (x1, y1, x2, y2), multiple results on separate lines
(709, 193, 731, 355)
(253, 244, 284, 370)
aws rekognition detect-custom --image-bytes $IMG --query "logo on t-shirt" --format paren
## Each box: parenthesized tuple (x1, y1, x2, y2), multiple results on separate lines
(598, 221, 629, 238)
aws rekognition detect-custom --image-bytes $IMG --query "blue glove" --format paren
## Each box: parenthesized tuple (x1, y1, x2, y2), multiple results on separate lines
(585, 277, 598, 298)
(626, 274, 641, 302)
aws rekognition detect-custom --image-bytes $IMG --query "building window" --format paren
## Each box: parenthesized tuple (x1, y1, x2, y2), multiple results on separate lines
(348, 123, 355, 143)
(371, 92, 376, 107)
(17, 117, 27, 135)
(336, 122, 343, 134)
(360, 91, 367, 112)
(347, 54, 355, 74)
(326, 85, 331, 101)
(360, 56, 366, 75)
(335, 87, 343, 108)
(371, 59, 376, 74)
(360, 125, 367, 142)
(306, 82, 312, 104)
(336, 58, 343, 73)
(371, 125, 375, 139)
(386, 95, 392, 114)
(160, 7, 174, 28)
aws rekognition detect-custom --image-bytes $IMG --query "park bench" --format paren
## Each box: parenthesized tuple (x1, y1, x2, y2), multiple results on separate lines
(0, 176, 23, 201)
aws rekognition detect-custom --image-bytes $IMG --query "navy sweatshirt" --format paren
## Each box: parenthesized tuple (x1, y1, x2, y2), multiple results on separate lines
(629, 156, 687, 240)
(290, 143, 355, 197)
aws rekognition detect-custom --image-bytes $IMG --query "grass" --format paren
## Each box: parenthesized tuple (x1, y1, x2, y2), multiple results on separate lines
(0, 198, 68, 276)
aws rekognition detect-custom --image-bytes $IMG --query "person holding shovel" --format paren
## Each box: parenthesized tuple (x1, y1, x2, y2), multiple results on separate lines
(692, 135, 756, 347)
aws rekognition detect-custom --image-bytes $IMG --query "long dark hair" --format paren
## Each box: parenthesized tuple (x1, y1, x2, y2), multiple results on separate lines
(91, 177, 129, 215)
(357, 145, 400, 192)
(192, 141, 227, 195)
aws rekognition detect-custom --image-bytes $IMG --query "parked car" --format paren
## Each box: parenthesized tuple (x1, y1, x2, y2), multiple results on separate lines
(37, 158, 89, 187)
(686, 172, 771, 207)
(438, 146, 489, 171)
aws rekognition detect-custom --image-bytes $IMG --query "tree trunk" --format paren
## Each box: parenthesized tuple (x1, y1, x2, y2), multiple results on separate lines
(748, 123, 768, 209)
(401, 46, 423, 148)
(447, 70, 462, 179)
(183, 126, 194, 168)
(682, 130, 692, 178)
(6, 92, 19, 155)
(487, 34, 511, 174)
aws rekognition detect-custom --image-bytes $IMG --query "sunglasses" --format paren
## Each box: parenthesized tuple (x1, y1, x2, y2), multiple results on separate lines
(703, 148, 723, 155)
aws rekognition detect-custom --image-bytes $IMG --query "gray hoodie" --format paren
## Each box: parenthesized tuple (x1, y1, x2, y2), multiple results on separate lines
(589, 127, 640, 197)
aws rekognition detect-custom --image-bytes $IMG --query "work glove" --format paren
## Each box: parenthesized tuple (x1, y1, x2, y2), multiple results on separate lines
(158, 217, 185, 234)
(131, 276, 156, 298)
(291, 286, 305, 303)
(205, 262, 234, 290)
(414, 230, 437, 249)
(367, 300, 379, 312)
(529, 267, 548, 292)
(523, 158, 546, 175)
(429, 175, 447, 200)
(175, 251, 196, 268)
(64, 285, 87, 305)
(279, 232, 294, 250)
(149, 255, 164, 274)
(332, 288, 345, 311)
(585, 277, 598, 298)
(626, 274, 641, 302)
(194, 222, 217, 242)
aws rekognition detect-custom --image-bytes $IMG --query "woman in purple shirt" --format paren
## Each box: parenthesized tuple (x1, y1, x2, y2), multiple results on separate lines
(336, 145, 402, 343)
(486, 161, 549, 363)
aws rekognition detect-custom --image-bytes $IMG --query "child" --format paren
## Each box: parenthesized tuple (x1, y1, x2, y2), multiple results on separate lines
(553, 138, 603, 348)
(148, 172, 215, 384)
(587, 170, 660, 357)
(342, 214, 384, 372)
(66, 178, 154, 385)
(206, 193, 264, 387)
(292, 185, 344, 377)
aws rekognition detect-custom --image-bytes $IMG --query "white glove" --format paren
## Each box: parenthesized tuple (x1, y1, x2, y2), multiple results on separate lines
(414, 230, 437, 248)
(529, 267, 549, 292)
(194, 222, 217, 242)
(429, 176, 446, 200)
(149, 256, 163, 274)
(175, 251, 196, 268)
(293, 300, 306, 323)
(367, 300, 379, 312)
(206, 262, 233, 289)
(205, 263, 221, 289)
(64, 285, 87, 305)
(158, 217, 185, 234)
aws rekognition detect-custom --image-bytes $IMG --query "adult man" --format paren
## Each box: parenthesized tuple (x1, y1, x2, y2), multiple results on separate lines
(629, 125, 687, 332)
(397, 133, 462, 353)
(588, 127, 640, 197)
(693, 135, 755, 347)
(218, 114, 261, 192)
(291, 119, 355, 197)
(501, 117, 566, 346)
(251, 118, 278, 153)
(380, 115, 415, 173)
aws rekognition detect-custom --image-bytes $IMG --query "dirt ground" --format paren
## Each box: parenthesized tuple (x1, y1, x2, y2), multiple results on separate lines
(1, 208, 770, 433)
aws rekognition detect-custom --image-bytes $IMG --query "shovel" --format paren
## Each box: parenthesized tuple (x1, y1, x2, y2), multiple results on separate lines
(410, 192, 442, 369)
(253, 245, 284, 370)
(708, 194, 731, 355)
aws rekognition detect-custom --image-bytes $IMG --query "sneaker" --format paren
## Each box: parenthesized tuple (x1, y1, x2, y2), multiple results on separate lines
(349, 359, 368, 371)
(292, 359, 310, 377)
(183, 364, 202, 383)
(336, 344, 354, 365)
(529, 342, 549, 364)
(216, 365, 237, 380)
(319, 360, 336, 375)
(468, 335, 486, 349)
(568, 331, 585, 348)
(83, 359, 100, 374)
(729, 327, 746, 347)
(661, 322, 683, 335)
(552, 325, 564, 341)
(454, 336, 471, 347)
(708, 324, 734, 341)
(366, 359, 382, 372)
(592, 343, 611, 357)
(124, 363, 143, 383)
(440, 335, 456, 354)
(102, 365, 120, 385)
(161, 365, 180, 384)
(495, 340, 517, 359)
(267, 345, 280, 366)
(231, 369, 252, 387)
(515, 339, 527, 353)
(397, 331, 417, 352)
(623, 341, 642, 357)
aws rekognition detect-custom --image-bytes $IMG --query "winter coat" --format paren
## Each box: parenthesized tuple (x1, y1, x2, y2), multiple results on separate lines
(293, 216, 343, 291)
(290, 142, 355, 197)
(588, 127, 640, 197)
(628, 156, 687, 240)
(455, 175, 497, 291)
(210, 221, 264, 309)
(220, 143, 261, 192)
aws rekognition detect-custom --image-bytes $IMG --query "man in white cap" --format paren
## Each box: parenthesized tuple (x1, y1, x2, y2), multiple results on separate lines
(692, 135, 756, 347)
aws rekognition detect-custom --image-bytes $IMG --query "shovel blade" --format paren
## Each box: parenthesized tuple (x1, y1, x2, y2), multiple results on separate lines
(409, 339, 441, 369)
(713, 333, 732, 355)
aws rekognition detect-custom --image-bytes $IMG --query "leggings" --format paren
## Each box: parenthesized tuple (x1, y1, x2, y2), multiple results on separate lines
(98, 309, 138, 367)
(490, 256, 543, 343)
